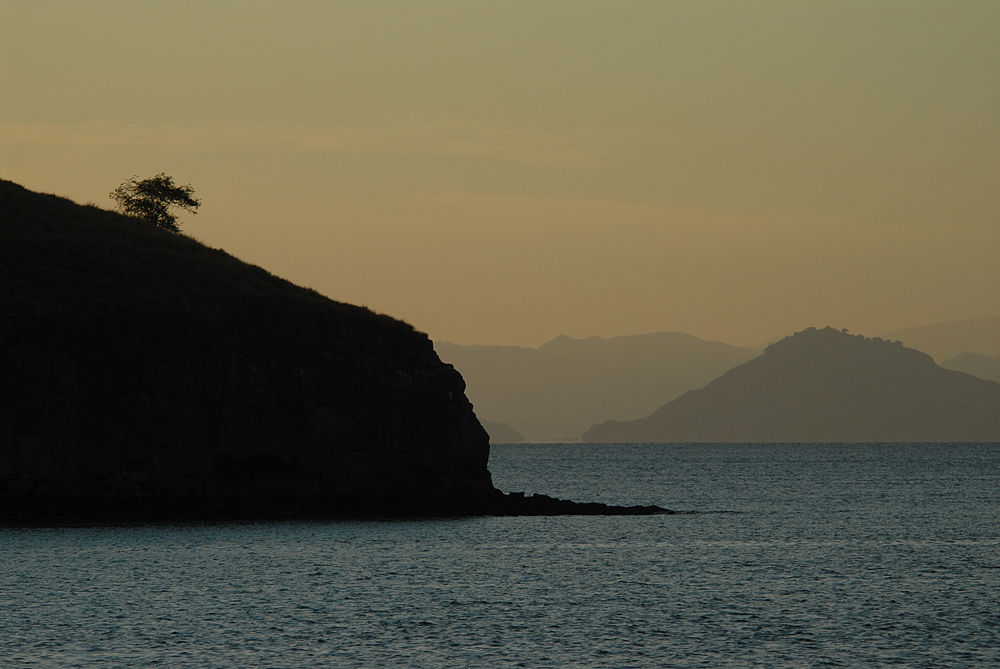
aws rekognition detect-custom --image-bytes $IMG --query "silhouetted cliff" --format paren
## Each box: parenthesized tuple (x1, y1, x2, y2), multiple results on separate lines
(0, 181, 667, 520)
(584, 327, 1000, 443)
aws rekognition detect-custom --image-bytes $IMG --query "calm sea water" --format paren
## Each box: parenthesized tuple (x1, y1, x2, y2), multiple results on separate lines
(2, 443, 998, 668)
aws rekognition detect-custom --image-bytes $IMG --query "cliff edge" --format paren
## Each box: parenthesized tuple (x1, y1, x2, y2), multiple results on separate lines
(0, 181, 668, 521)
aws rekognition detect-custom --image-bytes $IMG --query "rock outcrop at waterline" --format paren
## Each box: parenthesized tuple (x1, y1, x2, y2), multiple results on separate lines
(0, 180, 668, 521)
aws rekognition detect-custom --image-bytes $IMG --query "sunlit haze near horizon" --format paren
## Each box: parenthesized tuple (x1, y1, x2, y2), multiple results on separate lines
(2, 1, 997, 347)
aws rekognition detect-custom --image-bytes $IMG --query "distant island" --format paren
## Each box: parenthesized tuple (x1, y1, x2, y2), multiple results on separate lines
(480, 420, 526, 444)
(0, 180, 667, 521)
(584, 327, 1000, 443)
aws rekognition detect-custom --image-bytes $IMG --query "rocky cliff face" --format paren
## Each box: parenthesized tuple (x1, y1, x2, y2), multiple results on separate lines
(1, 321, 494, 518)
(0, 180, 493, 520)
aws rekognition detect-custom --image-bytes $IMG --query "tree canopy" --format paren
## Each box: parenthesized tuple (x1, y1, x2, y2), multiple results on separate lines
(110, 174, 200, 233)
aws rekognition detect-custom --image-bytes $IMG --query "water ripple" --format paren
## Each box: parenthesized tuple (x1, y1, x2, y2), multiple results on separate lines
(1, 443, 999, 667)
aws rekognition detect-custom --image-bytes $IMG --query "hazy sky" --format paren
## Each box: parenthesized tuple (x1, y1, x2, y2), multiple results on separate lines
(3, 1, 997, 347)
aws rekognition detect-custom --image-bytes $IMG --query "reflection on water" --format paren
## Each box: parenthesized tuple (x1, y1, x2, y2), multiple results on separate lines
(2, 443, 998, 667)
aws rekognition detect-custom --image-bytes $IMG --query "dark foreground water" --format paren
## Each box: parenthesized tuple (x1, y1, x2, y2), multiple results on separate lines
(2, 443, 998, 668)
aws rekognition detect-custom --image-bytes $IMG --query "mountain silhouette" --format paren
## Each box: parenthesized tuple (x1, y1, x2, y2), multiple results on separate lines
(436, 333, 760, 442)
(584, 327, 1000, 443)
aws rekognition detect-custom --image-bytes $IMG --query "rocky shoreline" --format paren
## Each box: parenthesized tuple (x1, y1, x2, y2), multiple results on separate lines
(0, 489, 671, 526)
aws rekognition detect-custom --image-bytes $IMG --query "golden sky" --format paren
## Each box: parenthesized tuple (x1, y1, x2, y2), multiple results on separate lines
(2, 1, 997, 347)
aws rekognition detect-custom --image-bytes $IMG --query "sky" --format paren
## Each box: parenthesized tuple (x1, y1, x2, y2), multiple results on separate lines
(2, 0, 997, 348)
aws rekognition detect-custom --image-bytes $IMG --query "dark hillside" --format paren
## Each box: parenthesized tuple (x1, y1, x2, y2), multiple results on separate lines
(0, 181, 667, 520)
(584, 327, 1000, 443)
(0, 180, 496, 520)
(1, 182, 413, 348)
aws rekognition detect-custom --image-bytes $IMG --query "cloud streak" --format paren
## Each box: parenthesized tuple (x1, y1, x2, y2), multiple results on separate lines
(1, 116, 631, 168)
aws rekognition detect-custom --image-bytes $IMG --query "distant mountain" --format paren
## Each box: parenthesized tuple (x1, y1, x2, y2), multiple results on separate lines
(436, 333, 761, 442)
(584, 327, 1000, 443)
(480, 421, 526, 444)
(941, 352, 1000, 384)
(880, 316, 1000, 362)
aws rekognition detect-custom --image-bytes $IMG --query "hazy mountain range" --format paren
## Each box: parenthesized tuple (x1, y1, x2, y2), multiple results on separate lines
(435, 333, 760, 442)
(584, 327, 1000, 443)
(443, 318, 999, 443)
(879, 315, 1000, 362)
(939, 353, 1000, 384)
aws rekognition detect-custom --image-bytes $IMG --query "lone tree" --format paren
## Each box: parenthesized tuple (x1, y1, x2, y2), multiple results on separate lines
(110, 173, 201, 233)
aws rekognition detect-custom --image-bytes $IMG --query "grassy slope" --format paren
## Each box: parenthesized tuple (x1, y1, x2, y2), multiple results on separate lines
(0, 180, 420, 358)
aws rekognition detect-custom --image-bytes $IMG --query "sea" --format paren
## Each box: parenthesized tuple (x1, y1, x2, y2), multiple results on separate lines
(1, 442, 998, 668)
